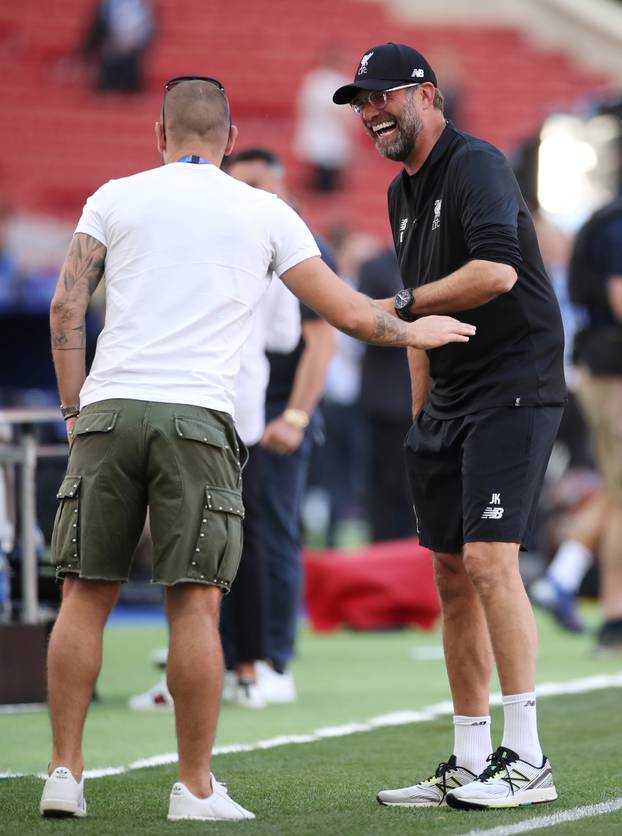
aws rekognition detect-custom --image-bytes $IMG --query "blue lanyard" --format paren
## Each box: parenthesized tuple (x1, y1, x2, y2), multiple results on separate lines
(176, 155, 211, 165)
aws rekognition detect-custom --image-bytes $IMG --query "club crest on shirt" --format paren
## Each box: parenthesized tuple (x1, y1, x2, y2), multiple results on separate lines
(432, 199, 442, 231)
(399, 217, 409, 243)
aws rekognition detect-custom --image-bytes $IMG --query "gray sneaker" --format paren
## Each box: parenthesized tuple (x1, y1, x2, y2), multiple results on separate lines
(446, 746, 558, 810)
(377, 756, 477, 807)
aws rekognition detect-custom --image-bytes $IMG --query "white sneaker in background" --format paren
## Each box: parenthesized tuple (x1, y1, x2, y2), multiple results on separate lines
(221, 670, 238, 704)
(256, 661, 296, 704)
(235, 679, 266, 709)
(40, 767, 87, 818)
(128, 678, 173, 711)
(446, 747, 558, 810)
(151, 647, 168, 669)
(167, 775, 255, 821)
(377, 756, 477, 807)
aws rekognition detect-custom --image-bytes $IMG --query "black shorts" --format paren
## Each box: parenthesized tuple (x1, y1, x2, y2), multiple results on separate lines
(404, 406, 563, 553)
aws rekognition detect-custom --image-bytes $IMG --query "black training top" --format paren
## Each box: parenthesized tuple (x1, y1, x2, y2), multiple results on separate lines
(388, 122, 566, 419)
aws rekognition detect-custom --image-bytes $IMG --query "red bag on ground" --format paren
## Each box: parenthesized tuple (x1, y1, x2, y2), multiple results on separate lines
(303, 538, 440, 632)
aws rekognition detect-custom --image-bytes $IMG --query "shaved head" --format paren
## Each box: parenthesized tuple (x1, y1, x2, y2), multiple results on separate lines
(163, 80, 231, 148)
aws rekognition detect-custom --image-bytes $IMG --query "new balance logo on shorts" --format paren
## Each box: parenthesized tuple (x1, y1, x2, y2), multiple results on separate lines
(481, 492, 504, 519)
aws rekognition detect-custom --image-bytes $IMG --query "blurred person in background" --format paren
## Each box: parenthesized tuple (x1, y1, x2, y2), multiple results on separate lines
(0, 201, 20, 313)
(220, 278, 301, 707)
(334, 41, 566, 811)
(130, 275, 301, 712)
(83, 0, 154, 92)
(358, 247, 417, 542)
(294, 46, 353, 193)
(564, 196, 622, 653)
(227, 148, 336, 702)
(530, 215, 596, 633)
(310, 230, 378, 546)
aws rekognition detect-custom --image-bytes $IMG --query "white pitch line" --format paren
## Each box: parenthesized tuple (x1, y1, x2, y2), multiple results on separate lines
(1, 671, 621, 782)
(0, 702, 46, 714)
(459, 797, 622, 836)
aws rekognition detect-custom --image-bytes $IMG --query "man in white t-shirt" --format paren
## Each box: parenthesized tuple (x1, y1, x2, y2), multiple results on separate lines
(40, 76, 476, 824)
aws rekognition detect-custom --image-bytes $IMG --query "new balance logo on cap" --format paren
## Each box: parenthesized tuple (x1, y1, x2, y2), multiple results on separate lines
(411, 68, 425, 78)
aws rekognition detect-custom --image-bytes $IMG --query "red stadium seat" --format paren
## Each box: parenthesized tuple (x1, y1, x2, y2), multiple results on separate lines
(0, 0, 611, 235)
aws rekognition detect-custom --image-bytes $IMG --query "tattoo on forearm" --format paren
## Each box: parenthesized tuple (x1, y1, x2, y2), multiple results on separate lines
(62, 234, 106, 295)
(367, 298, 408, 346)
(51, 234, 105, 351)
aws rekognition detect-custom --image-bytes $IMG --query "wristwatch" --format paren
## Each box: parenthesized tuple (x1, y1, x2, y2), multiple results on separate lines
(282, 408, 310, 430)
(394, 287, 417, 322)
(60, 404, 80, 420)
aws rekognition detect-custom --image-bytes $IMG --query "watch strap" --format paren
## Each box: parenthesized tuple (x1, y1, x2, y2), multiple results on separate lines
(60, 404, 81, 420)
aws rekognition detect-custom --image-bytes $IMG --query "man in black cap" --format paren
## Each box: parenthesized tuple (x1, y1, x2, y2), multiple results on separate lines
(334, 43, 566, 811)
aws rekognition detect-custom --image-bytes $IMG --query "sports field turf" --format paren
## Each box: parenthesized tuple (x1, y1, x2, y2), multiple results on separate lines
(1, 607, 621, 834)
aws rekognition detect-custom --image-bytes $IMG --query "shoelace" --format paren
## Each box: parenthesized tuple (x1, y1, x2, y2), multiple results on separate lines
(477, 750, 516, 792)
(427, 759, 456, 798)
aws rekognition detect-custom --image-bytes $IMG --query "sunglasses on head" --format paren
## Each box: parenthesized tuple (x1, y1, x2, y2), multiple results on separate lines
(164, 75, 226, 93)
(161, 75, 231, 140)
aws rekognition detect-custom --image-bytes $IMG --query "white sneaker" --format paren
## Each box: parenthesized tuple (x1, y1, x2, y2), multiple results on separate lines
(377, 756, 477, 807)
(235, 679, 266, 709)
(40, 767, 87, 818)
(167, 775, 255, 821)
(256, 661, 296, 704)
(128, 678, 174, 711)
(446, 746, 558, 810)
(151, 647, 168, 669)
(221, 670, 238, 704)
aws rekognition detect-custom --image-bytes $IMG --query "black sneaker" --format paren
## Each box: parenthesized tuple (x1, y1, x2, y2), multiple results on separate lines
(595, 619, 622, 654)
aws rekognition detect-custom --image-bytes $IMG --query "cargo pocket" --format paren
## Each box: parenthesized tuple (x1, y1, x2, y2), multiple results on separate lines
(187, 486, 245, 592)
(174, 414, 242, 485)
(72, 410, 118, 438)
(174, 416, 229, 450)
(50, 475, 82, 574)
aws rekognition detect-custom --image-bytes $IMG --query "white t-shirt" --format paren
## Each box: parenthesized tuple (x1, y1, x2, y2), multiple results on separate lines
(234, 278, 300, 446)
(75, 162, 320, 415)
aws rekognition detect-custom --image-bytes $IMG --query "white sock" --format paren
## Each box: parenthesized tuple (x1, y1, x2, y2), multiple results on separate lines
(453, 715, 492, 775)
(548, 540, 593, 593)
(501, 692, 543, 765)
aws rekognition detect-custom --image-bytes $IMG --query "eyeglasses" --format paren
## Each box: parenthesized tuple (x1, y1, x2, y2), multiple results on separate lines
(350, 83, 420, 115)
(164, 75, 226, 94)
(161, 75, 230, 140)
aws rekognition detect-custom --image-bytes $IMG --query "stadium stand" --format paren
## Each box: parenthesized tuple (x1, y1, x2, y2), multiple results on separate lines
(0, 0, 611, 238)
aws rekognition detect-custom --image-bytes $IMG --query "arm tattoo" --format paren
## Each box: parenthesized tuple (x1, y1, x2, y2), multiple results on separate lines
(51, 234, 106, 351)
(62, 233, 106, 295)
(367, 298, 409, 346)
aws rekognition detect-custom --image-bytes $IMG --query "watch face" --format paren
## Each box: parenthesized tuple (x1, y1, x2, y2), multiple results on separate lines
(395, 288, 412, 310)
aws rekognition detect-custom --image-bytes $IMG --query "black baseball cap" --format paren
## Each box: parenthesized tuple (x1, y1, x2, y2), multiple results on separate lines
(333, 42, 437, 105)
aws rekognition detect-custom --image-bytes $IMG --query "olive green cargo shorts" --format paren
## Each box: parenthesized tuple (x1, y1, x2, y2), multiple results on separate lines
(50, 399, 245, 590)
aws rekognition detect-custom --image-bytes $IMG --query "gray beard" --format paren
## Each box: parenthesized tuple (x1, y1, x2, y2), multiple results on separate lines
(375, 97, 422, 162)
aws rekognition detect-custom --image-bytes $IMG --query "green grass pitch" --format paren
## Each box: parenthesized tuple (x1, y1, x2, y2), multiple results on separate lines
(1, 608, 621, 834)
